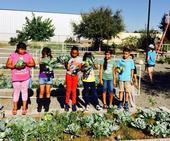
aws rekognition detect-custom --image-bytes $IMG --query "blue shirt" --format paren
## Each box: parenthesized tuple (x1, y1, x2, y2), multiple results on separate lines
(117, 58, 135, 81)
(147, 50, 156, 65)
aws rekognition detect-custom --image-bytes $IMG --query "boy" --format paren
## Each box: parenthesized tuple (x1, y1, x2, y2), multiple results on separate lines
(117, 47, 135, 110)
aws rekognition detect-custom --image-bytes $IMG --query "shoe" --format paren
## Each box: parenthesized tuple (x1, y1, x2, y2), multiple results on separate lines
(108, 105, 113, 109)
(0, 105, 4, 110)
(96, 105, 102, 111)
(103, 104, 108, 109)
(124, 102, 129, 111)
(12, 109, 17, 115)
(85, 105, 90, 111)
(22, 109, 27, 115)
(118, 101, 123, 109)
(72, 104, 77, 112)
(65, 104, 69, 112)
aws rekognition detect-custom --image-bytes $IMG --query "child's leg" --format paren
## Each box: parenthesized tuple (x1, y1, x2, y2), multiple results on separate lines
(102, 80, 107, 107)
(90, 82, 99, 106)
(65, 74, 72, 105)
(83, 82, 90, 106)
(45, 84, 51, 98)
(12, 81, 21, 114)
(148, 67, 154, 83)
(71, 75, 78, 105)
(45, 83, 52, 112)
(108, 80, 114, 106)
(118, 81, 124, 109)
(20, 79, 29, 114)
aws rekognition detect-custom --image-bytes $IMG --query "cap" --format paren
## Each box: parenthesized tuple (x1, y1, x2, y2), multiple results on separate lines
(149, 44, 155, 49)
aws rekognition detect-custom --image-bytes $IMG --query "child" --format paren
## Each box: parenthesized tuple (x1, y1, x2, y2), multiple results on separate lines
(65, 46, 82, 111)
(99, 49, 116, 109)
(117, 47, 135, 110)
(82, 52, 101, 111)
(147, 44, 157, 84)
(129, 54, 138, 108)
(38, 47, 54, 112)
(6, 42, 35, 115)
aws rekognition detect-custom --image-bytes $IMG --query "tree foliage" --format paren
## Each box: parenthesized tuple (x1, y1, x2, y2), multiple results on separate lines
(121, 36, 139, 51)
(137, 29, 159, 50)
(9, 13, 55, 45)
(159, 13, 170, 42)
(72, 7, 124, 50)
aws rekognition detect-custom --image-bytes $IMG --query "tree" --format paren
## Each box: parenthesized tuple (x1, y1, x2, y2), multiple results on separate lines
(137, 29, 158, 50)
(72, 7, 124, 50)
(159, 13, 170, 42)
(9, 13, 55, 45)
(121, 36, 139, 51)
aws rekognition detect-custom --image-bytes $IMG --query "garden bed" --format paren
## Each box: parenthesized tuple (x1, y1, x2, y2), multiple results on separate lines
(0, 107, 170, 141)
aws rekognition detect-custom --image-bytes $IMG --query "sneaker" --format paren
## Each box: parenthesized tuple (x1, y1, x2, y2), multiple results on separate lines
(103, 104, 108, 109)
(108, 105, 113, 109)
(96, 105, 102, 111)
(85, 105, 90, 111)
(118, 102, 123, 109)
(0, 105, 4, 110)
(124, 102, 129, 111)
(72, 104, 77, 112)
(65, 104, 69, 112)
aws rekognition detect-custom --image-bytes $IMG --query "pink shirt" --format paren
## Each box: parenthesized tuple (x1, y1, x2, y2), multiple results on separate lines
(9, 52, 33, 82)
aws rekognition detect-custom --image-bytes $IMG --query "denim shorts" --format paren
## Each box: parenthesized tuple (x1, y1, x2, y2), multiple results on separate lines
(103, 79, 113, 93)
(39, 77, 53, 85)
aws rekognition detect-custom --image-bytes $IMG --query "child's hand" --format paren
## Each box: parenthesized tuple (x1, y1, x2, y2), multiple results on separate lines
(100, 80, 103, 85)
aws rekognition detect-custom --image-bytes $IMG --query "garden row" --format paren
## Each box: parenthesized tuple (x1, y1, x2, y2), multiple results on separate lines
(0, 107, 170, 140)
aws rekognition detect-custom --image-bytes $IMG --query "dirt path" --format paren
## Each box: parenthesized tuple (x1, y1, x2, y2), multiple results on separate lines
(136, 63, 170, 108)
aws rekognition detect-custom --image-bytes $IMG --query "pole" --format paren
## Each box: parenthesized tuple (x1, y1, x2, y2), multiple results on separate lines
(145, 0, 151, 68)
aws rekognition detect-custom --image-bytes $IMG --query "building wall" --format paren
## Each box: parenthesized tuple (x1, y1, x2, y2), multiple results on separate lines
(0, 9, 81, 42)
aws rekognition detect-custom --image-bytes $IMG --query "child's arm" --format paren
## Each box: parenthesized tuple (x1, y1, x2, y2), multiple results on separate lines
(26, 58, 36, 68)
(6, 58, 15, 69)
(99, 64, 103, 85)
(113, 67, 117, 87)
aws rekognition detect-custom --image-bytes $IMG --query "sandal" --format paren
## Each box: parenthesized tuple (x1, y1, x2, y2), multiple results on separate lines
(22, 109, 27, 115)
(12, 109, 17, 115)
(103, 104, 108, 109)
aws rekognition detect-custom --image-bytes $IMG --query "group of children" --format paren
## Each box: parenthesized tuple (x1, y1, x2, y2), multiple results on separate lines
(5, 42, 142, 115)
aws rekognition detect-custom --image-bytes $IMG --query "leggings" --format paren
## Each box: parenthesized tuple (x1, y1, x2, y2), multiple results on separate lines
(65, 74, 78, 105)
(12, 79, 29, 102)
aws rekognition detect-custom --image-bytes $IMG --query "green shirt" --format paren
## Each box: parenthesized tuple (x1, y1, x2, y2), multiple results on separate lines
(100, 59, 116, 80)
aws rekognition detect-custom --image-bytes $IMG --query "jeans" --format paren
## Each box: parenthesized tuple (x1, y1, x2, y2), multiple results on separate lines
(103, 79, 113, 93)
(83, 82, 99, 106)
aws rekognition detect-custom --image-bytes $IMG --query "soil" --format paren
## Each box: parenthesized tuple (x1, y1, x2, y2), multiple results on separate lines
(136, 63, 170, 109)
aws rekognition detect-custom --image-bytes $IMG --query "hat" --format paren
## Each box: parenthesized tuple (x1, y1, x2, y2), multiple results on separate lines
(149, 44, 155, 49)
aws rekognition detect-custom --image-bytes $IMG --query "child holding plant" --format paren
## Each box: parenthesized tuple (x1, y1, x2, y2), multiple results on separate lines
(99, 49, 116, 109)
(81, 52, 101, 111)
(38, 47, 55, 112)
(6, 42, 35, 115)
(117, 47, 135, 110)
(65, 46, 82, 112)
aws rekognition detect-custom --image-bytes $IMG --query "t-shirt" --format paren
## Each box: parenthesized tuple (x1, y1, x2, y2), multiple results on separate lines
(100, 59, 116, 80)
(117, 58, 135, 81)
(39, 57, 54, 79)
(9, 52, 33, 82)
(147, 50, 157, 65)
(67, 56, 82, 75)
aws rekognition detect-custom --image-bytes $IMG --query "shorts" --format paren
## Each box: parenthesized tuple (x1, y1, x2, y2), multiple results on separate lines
(103, 79, 113, 93)
(147, 64, 155, 67)
(119, 81, 131, 93)
(39, 77, 53, 85)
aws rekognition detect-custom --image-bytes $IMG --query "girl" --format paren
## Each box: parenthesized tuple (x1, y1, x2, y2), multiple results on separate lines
(99, 49, 116, 109)
(82, 52, 101, 111)
(6, 42, 35, 115)
(38, 47, 54, 112)
(147, 44, 157, 84)
(65, 46, 82, 112)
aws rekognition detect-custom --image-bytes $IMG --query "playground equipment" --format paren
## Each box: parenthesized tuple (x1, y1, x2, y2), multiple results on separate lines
(157, 14, 170, 54)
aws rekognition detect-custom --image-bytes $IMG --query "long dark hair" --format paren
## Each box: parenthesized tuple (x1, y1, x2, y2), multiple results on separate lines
(41, 47, 52, 59)
(103, 49, 113, 70)
(83, 52, 92, 61)
(15, 42, 27, 53)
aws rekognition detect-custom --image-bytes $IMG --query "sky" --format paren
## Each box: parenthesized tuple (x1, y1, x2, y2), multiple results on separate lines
(0, 0, 169, 32)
